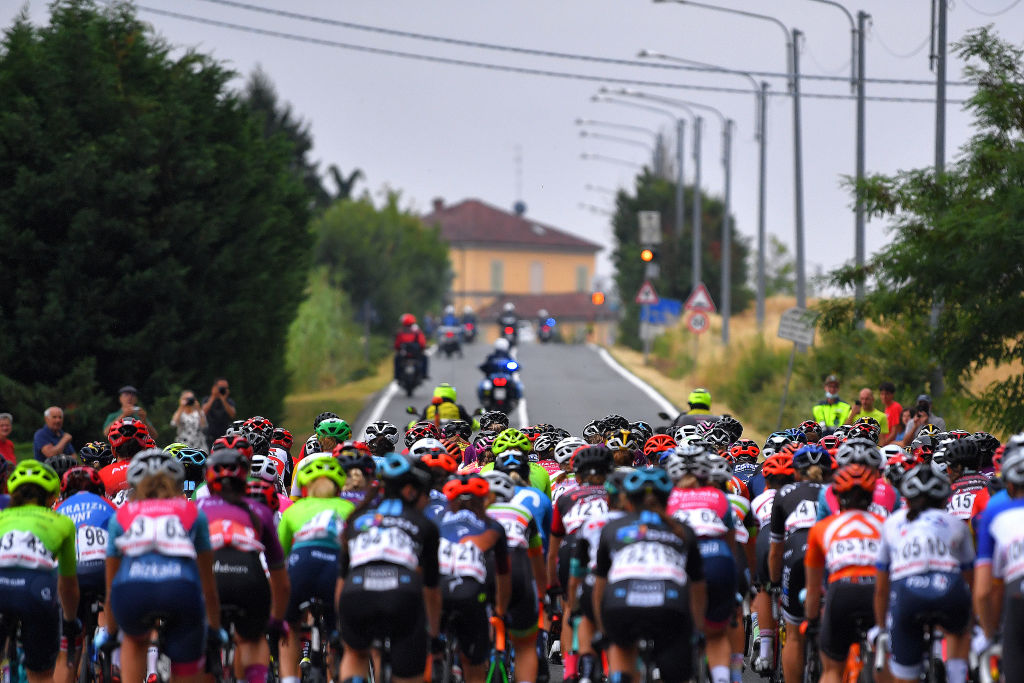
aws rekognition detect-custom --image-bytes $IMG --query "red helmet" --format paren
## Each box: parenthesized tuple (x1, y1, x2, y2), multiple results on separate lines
(271, 427, 294, 452)
(205, 449, 249, 493)
(246, 479, 279, 512)
(400, 313, 416, 326)
(62, 467, 105, 497)
(818, 435, 841, 455)
(442, 474, 490, 501)
(106, 417, 150, 452)
(405, 421, 441, 448)
(762, 453, 795, 478)
(643, 434, 677, 460)
(729, 439, 761, 462)
(211, 435, 253, 461)
(833, 463, 879, 494)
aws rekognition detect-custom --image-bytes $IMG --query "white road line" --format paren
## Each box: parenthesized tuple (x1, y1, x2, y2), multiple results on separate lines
(588, 343, 678, 416)
(516, 396, 529, 429)
(359, 346, 437, 434)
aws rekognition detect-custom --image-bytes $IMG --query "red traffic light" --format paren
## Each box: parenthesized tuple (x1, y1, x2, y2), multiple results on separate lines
(591, 291, 605, 305)
(640, 248, 655, 262)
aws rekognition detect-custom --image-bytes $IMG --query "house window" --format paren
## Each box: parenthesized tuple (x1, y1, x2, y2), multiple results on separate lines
(490, 260, 504, 293)
(576, 266, 588, 293)
(530, 262, 544, 293)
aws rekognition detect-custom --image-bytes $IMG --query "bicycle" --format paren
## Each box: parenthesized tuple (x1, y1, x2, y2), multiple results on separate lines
(433, 614, 462, 683)
(919, 616, 948, 683)
(801, 620, 821, 683)
(295, 599, 330, 683)
(841, 616, 877, 683)
(0, 613, 24, 683)
(75, 593, 105, 683)
(485, 616, 511, 683)
(366, 635, 392, 683)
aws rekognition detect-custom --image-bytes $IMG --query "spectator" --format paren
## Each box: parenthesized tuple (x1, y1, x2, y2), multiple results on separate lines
(877, 381, 903, 446)
(33, 406, 74, 461)
(102, 385, 158, 439)
(202, 377, 237, 447)
(846, 387, 890, 438)
(899, 393, 947, 446)
(0, 413, 14, 464)
(812, 374, 851, 435)
(170, 389, 207, 449)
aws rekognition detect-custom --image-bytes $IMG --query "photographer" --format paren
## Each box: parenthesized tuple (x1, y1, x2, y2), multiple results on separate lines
(898, 393, 946, 446)
(171, 389, 207, 449)
(101, 385, 157, 438)
(202, 377, 237, 446)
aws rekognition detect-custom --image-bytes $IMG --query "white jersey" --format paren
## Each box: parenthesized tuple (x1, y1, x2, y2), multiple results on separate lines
(751, 489, 777, 529)
(877, 507, 974, 582)
(577, 509, 626, 584)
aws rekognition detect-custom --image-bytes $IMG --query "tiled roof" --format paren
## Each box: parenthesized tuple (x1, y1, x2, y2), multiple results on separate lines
(423, 199, 601, 252)
(476, 293, 609, 322)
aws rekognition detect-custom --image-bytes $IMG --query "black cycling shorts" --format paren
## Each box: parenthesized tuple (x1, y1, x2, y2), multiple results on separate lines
(1002, 595, 1024, 681)
(819, 580, 875, 662)
(214, 549, 271, 641)
(339, 565, 426, 678)
(579, 580, 596, 623)
(441, 579, 490, 666)
(285, 547, 339, 626)
(700, 550, 737, 628)
(755, 528, 772, 586)
(780, 542, 807, 624)
(888, 573, 970, 676)
(556, 537, 575, 599)
(601, 579, 694, 682)
(508, 554, 539, 637)
(111, 576, 205, 665)
(0, 570, 60, 672)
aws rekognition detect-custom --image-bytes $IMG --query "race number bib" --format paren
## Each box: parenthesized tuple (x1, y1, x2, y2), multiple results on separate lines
(825, 536, 880, 573)
(0, 530, 57, 570)
(208, 519, 264, 553)
(438, 538, 487, 583)
(946, 492, 976, 521)
(349, 526, 417, 569)
(76, 525, 108, 564)
(563, 498, 608, 535)
(784, 500, 818, 534)
(890, 529, 958, 580)
(608, 541, 685, 584)
(115, 514, 197, 559)
(672, 508, 729, 538)
(294, 510, 344, 545)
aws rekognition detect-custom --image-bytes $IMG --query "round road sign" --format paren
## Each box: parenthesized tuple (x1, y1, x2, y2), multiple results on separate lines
(687, 311, 709, 334)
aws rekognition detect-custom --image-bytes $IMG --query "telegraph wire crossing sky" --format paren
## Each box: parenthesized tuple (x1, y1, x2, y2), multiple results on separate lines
(4, 0, 1021, 284)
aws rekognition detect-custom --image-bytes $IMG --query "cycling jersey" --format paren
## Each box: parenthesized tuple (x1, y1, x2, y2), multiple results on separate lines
(56, 492, 115, 593)
(726, 492, 753, 545)
(423, 488, 448, 525)
(947, 473, 989, 521)
(98, 460, 130, 497)
(733, 461, 758, 486)
(876, 508, 974, 582)
(485, 499, 543, 637)
(770, 481, 823, 621)
(486, 500, 543, 554)
(536, 459, 561, 478)
(510, 485, 553, 552)
(551, 471, 578, 502)
(667, 487, 734, 539)
(816, 478, 901, 521)
(667, 487, 736, 626)
(552, 485, 609, 538)
(196, 495, 284, 567)
(479, 462, 552, 498)
(570, 508, 626, 623)
(805, 509, 883, 583)
(751, 489, 777, 529)
(975, 495, 1024, 589)
(278, 496, 354, 555)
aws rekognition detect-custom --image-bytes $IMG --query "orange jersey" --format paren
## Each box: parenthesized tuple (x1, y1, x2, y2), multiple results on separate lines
(805, 509, 884, 583)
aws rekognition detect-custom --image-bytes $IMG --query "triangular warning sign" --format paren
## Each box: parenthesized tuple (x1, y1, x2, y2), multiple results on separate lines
(635, 281, 660, 305)
(684, 282, 716, 313)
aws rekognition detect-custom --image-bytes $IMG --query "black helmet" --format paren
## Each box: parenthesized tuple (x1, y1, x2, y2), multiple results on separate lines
(45, 454, 80, 481)
(479, 411, 510, 430)
(943, 438, 980, 472)
(572, 444, 614, 475)
(494, 449, 531, 480)
(601, 414, 630, 434)
(630, 421, 654, 444)
(715, 415, 743, 442)
(313, 411, 340, 430)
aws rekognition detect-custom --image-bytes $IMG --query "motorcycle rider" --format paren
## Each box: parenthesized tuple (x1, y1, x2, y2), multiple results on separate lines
(461, 305, 478, 341)
(394, 313, 429, 381)
(440, 305, 459, 328)
(671, 387, 722, 429)
(419, 383, 477, 425)
(479, 339, 522, 405)
(497, 302, 519, 345)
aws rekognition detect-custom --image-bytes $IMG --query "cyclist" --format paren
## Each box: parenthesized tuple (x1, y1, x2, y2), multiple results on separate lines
(875, 464, 973, 683)
(362, 420, 400, 458)
(196, 448, 289, 683)
(101, 416, 152, 497)
(531, 430, 563, 479)
(410, 437, 458, 524)
(973, 435, 1024, 680)
(437, 474, 510, 683)
(420, 382, 476, 425)
(943, 438, 988, 521)
(193, 435, 253, 500)
(592, 468, 707, 683)
(582, 419, 604, 445)
(728, 438, 760, 485)
(643, 434, 677, 467)
(485, 428, 551, 495)
(315, 417, 352, 452)
(816, 438, 900, 520)
(0, 460, 79, 683)
(606, 428, 640, 467)
(479, 410, 510, 434)
(270, 427, 295, 485)
(803, 464, 885, 683)
(277, 454, 355, 683)
(164, 442, 208, 498)
(102, 449, 222, 683)
(79, 441, 114, 471)
(769, 443, 832, 683)
(334, 442, 379, 505)
(338, 452, 441, 683)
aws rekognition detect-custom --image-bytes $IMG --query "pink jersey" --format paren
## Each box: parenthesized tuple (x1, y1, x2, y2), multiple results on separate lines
(823, 478, 900, 519)
(536, 459, 561, 477)
(667, 486, 734, 538)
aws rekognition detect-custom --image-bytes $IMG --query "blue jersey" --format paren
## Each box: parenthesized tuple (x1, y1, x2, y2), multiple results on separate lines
(975, 493, 1024, 589)
(57, 492, 116, 573)
(511, 485, 553, 553)
(424, 489, 448, 526)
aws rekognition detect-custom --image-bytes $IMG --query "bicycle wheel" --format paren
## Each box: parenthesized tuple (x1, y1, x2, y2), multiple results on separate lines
(804, 640, 821, 683)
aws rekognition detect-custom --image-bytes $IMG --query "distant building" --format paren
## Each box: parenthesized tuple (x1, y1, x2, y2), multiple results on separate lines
(423, 198, 610, 342)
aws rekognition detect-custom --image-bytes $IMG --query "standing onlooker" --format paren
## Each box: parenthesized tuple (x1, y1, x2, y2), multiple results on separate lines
(877, 381, 903, 446)
(812, 374, 851, 435)
(170, 390, 208, 449)
(845, 387, 889, 437)
(0, 413, 14, 464)
(202, 377, 237, 447)
(33, 406, 74, 461)
(102, 385, 158, 439)
(899, 393, 947, 446)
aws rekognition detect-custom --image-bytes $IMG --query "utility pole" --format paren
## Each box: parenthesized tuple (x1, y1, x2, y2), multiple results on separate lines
(792, 29, 807, 311)
(930, 0, 947, 398)
(721, 119, 733, 345)
(675, 118, 686, 240)
(692, 116, 703, 291)
(757, 81, 769, 330)
(855, 11, 869, 325)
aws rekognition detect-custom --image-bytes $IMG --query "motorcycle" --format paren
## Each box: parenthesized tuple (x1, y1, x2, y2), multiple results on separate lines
(498, 315, 518, 347)
(478, 358, 522, 414)
(396, 342, 424, 397)
(461, 316, 478, 344)
(537, 316, 556, 343)
(437, 325, 462, 358)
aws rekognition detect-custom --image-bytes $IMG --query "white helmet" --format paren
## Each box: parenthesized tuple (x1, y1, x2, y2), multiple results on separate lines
(483, 471, 515, 502)
(538, 309, 548, 318)
(503, 302, 515, 312)
(494, 338, 510, 353)
(250, 453, 281, 484)
(673, 424, 700, 445)
(554, 437, 587, 465)
(463, 305, 474, 314)
(444, 305, 455, 315)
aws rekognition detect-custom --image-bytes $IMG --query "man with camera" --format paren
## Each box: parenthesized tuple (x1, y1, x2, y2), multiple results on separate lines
(202, 377, 237, 446)
(845, 387, 890, 438)
(899, 393, 946, 446)
(101, 385, 157, 438)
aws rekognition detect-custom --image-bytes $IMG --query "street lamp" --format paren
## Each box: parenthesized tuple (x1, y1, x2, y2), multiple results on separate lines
(579, 152, 645, 170)
(579, 131, 655, 151)
(575, 118, 660, 141)
(584, 184, 619, 195)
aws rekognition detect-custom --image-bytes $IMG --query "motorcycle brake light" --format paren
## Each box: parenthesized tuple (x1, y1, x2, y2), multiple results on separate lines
(493, 377, 508, 387)
(466, 323, 474, 330)
(504, 326, 513, 334)
(446, 332, 454, 337)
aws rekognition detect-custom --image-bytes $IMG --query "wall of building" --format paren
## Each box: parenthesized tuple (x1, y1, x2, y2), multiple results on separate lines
(450, 246, 596, 312)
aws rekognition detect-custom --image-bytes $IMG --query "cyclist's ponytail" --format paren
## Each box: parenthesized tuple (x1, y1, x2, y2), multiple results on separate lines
(803, 465, 824, 482)
(905, 494, 942, 522)
(678, 473, 700, 489)
(9, 483, 51, 508)
(133, 472, 181, 501)
(308, 477, 339, 498)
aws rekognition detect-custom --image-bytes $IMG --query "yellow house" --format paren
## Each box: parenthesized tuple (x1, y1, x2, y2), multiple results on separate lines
(423, 198, 611, 342)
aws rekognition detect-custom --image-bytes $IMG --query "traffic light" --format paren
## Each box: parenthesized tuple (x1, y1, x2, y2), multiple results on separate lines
(640, 247, 656, 262)
(591, 291, 605, 306)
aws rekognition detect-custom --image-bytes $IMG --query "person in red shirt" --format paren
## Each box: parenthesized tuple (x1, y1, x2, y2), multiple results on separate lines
(0, 413, 15, 465)
(877, 381, 903, 446)
(393, 313, 429, 380)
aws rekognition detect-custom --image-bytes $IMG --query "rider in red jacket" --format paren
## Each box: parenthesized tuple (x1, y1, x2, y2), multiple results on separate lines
(394, 313, 429, 379)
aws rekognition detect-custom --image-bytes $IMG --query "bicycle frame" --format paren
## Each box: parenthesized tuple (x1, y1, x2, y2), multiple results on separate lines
(485, 616, 510, 683)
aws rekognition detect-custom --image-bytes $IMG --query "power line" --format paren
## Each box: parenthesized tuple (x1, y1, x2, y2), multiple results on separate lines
(960, 0, 1023, 17)
(183, 0, 971, 88)
(138, 5, 969, 105)
(870, 31, 932, 60)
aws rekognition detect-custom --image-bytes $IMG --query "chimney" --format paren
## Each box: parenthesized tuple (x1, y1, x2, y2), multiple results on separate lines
(432, 197, 444, 213)
(513, 200, 527, 217)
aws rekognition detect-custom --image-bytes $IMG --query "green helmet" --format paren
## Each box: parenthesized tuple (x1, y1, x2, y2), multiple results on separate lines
(163, 442, 189, 457)
(688, 387, 712, 409)
(493, 428, 531, 455)
(433, 383, 457, 403)
(295, 454, 347, 491)
(8, 460, 60, 496)
(315, 418, 352, 441)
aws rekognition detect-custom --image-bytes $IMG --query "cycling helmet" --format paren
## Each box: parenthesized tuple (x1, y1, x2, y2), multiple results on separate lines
(441, 420, 473, 441)
(630, 421, 654, 444)
(818, 435, 841, 454)
(880, 443, 906, 460)
(687, 387, 712, 409)
(600, 414, 630, 434)
(243, 416, 274, 442)
(443, 474, 489, 501)
(900, 464, 951, 500)
(835, 438, 884, 470)
(364, 420, 400, 447)
(337, 451, 377, 479)
(947, 429, 971, 441)
(884, 451, 921, 487)
(643, 434, 677, 461)
(483, 471, 515, 502)
(799, 420, 823, 442)
(45, 454, 80, 481)
(673, 424, 700, 445)
(62, 466, 105, 497)
(583, 420, 603, 442)
(704, 453, 733, 484)
(729, 439, 760, 463)
(242, 430, 270, 456)
(793, 444, 832, 472)
(918, 424, 942, 438)
(1001, 434, 1024, 486)
(313, 411, 340, 430)
(295, 453, 346, 491)
(379, 452, 432, 492)
(532, 432, 557, 456)
(333, 440, 372, 458)
(554, 437, 587, 465)
(847, 422, 880, 444)
(400, 313, 416, 327)
(622, 468, 674, 499)
(494, 449, 531, 480)
(493, 428, 531, 455)
(246, 479, 279, 512)
(163, 442, 188, 458)
(832, 426, 850, 440)
(521, 426, 543, 443)
(8, 460, 60, 496)
(212, 435, 254, 460)
(703, 427, 733, 453)
(605, 429, 637, 452)
(764, 431, 793, 452)
(604, 469, 628, 497)
(302, 434, 321, 459)
(79, 441, 114, 468)
(943, 438, 980, 472)
(662, 448, 691, 482)
(911, 436, 935, 461)
(316, 418, 352, 441)
(715, 415, 743, 442)
(472, 430, 498, 452)
(480, 411, 510, 431)
(249, 453, 281, 484)
(572, 444, 614, 475)
(783, 427, 809, 445)
(412, 438, 457, 473)
(761, 453, 795, 478)
(271, 427, 294, 452)
(205, 448, 248, 492)
(833, 464, 879, 494)
(441, 438, 464, 461)
(128, 448, 185, 488)
(106, 416, 150, 453)
(405, 421, 441, 448)
(225, 419, 247, 437)
(854, 415, 880, 429)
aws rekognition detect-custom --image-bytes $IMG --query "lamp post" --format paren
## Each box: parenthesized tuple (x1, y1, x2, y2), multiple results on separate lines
(579, 131, 656, 152)
(579, 152, 646, 170)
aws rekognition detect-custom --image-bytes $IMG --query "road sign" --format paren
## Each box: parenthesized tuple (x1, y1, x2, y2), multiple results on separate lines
(687, 311, 709, 334)
(638, 211, 662, 245)
(684, 282, 716, 313)
(778, 307, 818, 346)
(640, 298, 682, 324)
(635, 281, 660, 305)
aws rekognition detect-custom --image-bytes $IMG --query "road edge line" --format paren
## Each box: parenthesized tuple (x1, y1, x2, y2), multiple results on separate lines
(587, 343, 678, 416)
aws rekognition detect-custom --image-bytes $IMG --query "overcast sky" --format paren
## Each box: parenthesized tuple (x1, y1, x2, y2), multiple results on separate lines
(5, 0, 1023, 287)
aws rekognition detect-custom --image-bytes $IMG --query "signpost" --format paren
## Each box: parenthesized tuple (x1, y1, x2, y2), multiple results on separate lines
(636, 280, 660, 363)
(687, 311, 709, 334)
(776, 307, 820, 429)
(638, 211, 662, 245)
(683, 282, 716, 367)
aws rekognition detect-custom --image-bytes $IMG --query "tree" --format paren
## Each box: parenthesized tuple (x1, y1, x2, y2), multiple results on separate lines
(0, 1, 312, 437)
(763, 235, 795, 297)
(611, 170, 753, 346)
(819, 27, 1024, 434)
(314, 194, 450, 334)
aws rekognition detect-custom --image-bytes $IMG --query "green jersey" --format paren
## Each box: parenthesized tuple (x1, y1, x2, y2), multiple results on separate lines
(278, 497, 355, 555)
(479, 462, 552, 498)
(0, 503, 77, 577)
